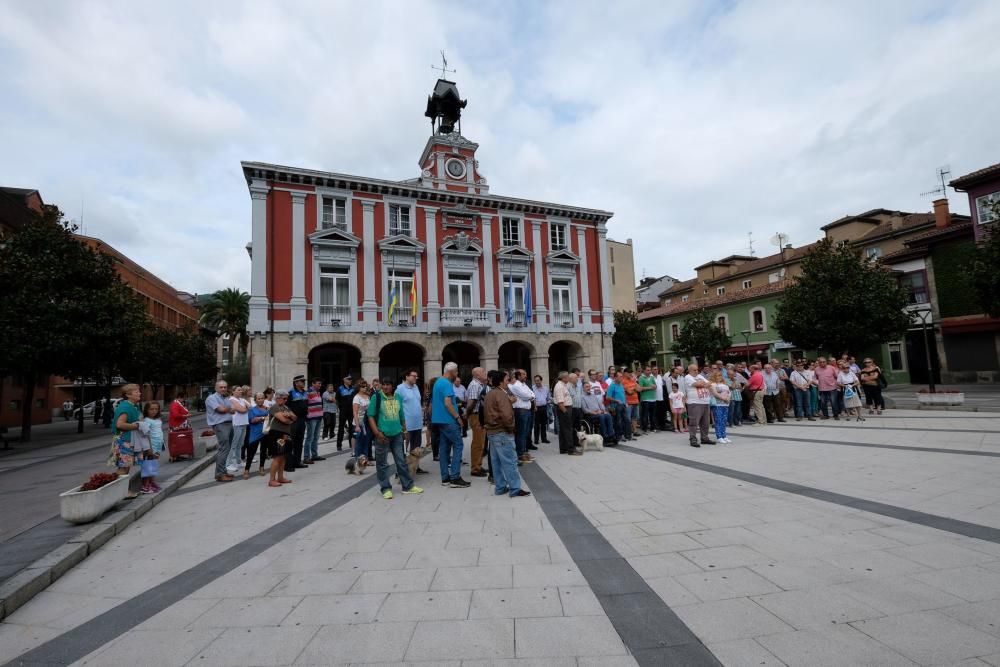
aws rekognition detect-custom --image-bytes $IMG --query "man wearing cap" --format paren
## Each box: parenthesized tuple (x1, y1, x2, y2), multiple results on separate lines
(335, 376, 356, 451)
(286, 375, 309, 471)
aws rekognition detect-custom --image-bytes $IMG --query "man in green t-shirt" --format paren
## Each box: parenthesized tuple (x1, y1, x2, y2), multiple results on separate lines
(367, 379, 423, 499)
(637, 366, 658, 434)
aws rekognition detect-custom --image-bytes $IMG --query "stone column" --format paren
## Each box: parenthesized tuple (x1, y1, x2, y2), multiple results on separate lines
(480, 353, 499, 372)
(361, 357, 380, 384)
(361, 200, 378, 332)
(596, 223, 614, 334)
(577, 226, 592, 332)
(530, 354, 550, 388)
(424, 207, 441, 329)
(531, 220, 546, 333)
(481, 214, 496, 316)
(424, 356, 443, 381)
(248, 179, 270, 334)
(289, 191, 308, 333)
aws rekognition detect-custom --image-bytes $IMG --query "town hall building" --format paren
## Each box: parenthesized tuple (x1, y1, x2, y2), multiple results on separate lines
(243, 79, 616, 388)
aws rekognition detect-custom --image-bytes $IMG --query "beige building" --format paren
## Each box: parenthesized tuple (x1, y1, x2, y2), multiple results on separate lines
(607, 238, 636, 312)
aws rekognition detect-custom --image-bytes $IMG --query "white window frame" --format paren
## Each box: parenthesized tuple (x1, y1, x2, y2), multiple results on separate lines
(321, 196, 347, 230)
(716, 286, 725, 296)
(681, 295, 689, 303)
(502, 275, 526, 317)
(313, 262, 357, 329)
(447, 273, 474, 309)
(717, 314, 729, 334)
(646, 326, 657, 344)
(501, 216, 523, 247)
(750, 307, 767, 333)
(888, 341, 905, 371)
(386, 269, 415, 324)
(551, 278, 573, 316)
(976, 191, 1000, 225)
(670, 322, 681, 341)
(742, 279, 752, 289)
(387, 202, 413, 237)
(549, 222, 568, 251)
(866, 246, 882, 259)
(315, 187, 353, 233)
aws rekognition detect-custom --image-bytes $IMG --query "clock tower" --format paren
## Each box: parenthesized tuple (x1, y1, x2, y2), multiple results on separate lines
(418, 78, 489, 194)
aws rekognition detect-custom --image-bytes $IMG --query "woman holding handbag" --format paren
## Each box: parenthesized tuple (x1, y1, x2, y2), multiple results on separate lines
(838, 361, 865, 422)
(860, 358, 885, 415)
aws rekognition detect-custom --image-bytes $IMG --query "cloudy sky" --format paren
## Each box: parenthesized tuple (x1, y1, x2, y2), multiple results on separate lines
(2, 0, 999, 294)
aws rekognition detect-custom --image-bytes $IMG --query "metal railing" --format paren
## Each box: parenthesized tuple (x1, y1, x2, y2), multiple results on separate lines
(504, 309, 527, 327)
(552, 310, 575, 328)
(441, 308, 492, 325)
(386, 313, 417, 327)
(318, 305, 351, 326)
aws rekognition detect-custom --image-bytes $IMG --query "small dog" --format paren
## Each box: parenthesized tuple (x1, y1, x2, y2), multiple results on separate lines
(576, 429, 604, 452)
(345, 455, 368, 475)
(407, 446, 430, 478)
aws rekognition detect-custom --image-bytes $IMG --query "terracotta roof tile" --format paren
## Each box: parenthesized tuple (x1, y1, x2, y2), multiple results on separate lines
(657, 277, 699, 298)
(702, 242, 822, 284)
(950, 162, 1000, 189)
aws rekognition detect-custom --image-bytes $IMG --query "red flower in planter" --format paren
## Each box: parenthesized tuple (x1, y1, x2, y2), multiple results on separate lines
(80, 472, 119, 491)
(200, 429, 214, 437)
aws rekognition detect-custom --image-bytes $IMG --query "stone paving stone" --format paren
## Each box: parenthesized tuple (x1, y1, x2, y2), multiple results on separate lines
(707, 637, 788, 666)
(634, 516, 709, 535)
(197, 595, 302, 627)
(938, 598, 1000, 638)
(334, 550, 413, 572)
(834, 575, 967, 615)
(78, 627, 223, 666)
(424, 519, 485, 535)
(681, 545, 775, 570)
(576, 656, 640, 667)
(756, 625, 917, 667)
(751, 586, 886, 629)
(404, 547, 480, 569)
(626, 552, 703, 579)
(889, 541, 996, 569)
(0, 623, 61, 661)
(851, 610, 1000, 665)
(446, 531, 512, 550)
(590, 509, 659, 525)
(622, 532, 704, 555)
(913, 565, 1000, 602)
(746, 519, 825, 540)
(645, 575, 703, 607)
(820, 548, 932, 578)
(675, 566, 783, 602)
(349, 568, 436, 594)
(281, 593, 386, 625)
(476, 545, 551, 566)
(511, 563, 586, 588)
(191, 625, 320, 666)
(405, 618, 514, 661)
(672, 597, 794, 643)
(749, 558, 859, 590)
(295, 621, 415, 663)
(2, 591, 124, 630)
(430, 565, 512, 591)
(375, 590, 472, 622)
(557, 585, 605, 616)
(464, 658, 577, 667)
(468, 586, 562, 619)
(271, 570, 361, 596)
(513, 615, 628, 658)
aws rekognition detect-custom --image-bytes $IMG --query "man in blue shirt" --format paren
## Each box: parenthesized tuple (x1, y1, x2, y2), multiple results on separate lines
(396, 369, 427, 475)
(433, 362, 468, 488)
(605, 372, 629, 442)
(205, 380, 234, 482)
(285, 375, 309, 471)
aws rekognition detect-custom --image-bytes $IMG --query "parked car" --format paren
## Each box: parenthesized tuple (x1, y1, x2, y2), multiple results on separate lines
(72, 398, 123, 420)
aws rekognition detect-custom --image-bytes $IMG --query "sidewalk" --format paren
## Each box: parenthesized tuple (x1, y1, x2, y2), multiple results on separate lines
(884, 383, 1000, 411)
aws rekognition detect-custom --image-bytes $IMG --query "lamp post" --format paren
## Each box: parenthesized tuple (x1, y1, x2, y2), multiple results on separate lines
(740, 330, 752, 365)
(912, 308, 935, 393)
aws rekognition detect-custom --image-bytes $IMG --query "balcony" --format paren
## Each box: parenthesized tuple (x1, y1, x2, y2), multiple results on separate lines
(386, 313, 418, 328)
(440, 307, 492, 332)
(505, 309, 527, 328)
(318, 305, 351, 326)
(552, 310, 575, 328)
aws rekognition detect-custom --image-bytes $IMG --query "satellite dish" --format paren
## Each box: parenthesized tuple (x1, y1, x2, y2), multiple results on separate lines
(770, 232, 790, 247)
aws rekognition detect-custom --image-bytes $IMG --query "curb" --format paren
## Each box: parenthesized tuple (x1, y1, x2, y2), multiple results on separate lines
(0, 452, 215, 621)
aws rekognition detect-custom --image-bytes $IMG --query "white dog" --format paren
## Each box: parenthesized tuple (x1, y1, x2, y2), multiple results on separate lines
(576, 429, 604, 452)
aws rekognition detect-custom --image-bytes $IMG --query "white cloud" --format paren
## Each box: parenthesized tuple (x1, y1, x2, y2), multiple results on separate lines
(0, 0, 998, 292)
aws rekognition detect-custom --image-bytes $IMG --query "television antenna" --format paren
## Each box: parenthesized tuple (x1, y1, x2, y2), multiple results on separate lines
(920, 165, 951, 201)
(746, 232, 755, 257)
(770, 232, 790, 262)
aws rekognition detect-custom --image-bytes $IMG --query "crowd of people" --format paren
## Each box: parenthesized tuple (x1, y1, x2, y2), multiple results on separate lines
(103, 353, 886, 499)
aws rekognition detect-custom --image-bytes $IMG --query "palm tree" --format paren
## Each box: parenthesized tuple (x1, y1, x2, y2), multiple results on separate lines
(199, 288, 249, 364)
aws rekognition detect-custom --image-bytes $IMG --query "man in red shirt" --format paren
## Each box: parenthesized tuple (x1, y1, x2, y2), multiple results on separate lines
(814, 357, 841, 420)
(745, 364, 766, 425)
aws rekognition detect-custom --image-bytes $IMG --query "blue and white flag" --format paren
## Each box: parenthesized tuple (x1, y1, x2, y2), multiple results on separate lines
(524, 274, 533, 322)
(505, 271, 514, 325)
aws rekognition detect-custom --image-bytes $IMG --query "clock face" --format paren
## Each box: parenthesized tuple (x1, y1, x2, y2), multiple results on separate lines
(446, 159, 466, 179)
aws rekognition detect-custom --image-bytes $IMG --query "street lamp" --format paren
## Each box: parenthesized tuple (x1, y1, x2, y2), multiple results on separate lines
(912, 308, 935, 393)
(740, 330, 752, 365)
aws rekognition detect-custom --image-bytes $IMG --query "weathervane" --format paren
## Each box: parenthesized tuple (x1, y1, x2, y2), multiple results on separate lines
(431, 51, 456, 79)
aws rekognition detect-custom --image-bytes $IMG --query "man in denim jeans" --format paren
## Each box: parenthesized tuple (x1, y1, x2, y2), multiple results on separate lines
(205, 380, 234, 482)
(483, 370, 531, 498)
(367, 379, 423, 500)
(432, 362, 470, 488)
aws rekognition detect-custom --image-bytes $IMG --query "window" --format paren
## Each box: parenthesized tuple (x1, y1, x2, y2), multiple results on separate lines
(751, 308, 766, 332)
(447, 274, 473, 308)
(670, 323, 680, 340)
(681, 295, 689, 303)
(503, 276, 525, 322)
(646, 326, 657, 343)
(672, 358, 682, 369)
(664, 298, 672, 305)
(742, 280, 752, 289)
(837, 240, 849, 248)
(551, 279, 572, 315)
(322, 196, 347, 230)
(976, 191, 1000, 225)
(900, 270, 928, 304)
(221, 333, 231, 366)
(866, 246, 882, 259)
(550, 223, 567, 250)
(386, 270, 414, 323)
(769, 272, 782, 284)
(717, 315, 728, 334)
(611, 266, 616, 284)
(889, 342, 904, 371)
(389, 204, 411, 236)
(320, 267, 350, 305)
(717, 286, 725, 296)
(501, 217, 521, 246)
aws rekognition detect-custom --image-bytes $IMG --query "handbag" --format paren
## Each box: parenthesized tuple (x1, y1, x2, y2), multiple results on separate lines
(262, 415, 272, 435)
(844, 386, 856, 399)
(140, 457, 159, 478)
(878, 371, 888, 389)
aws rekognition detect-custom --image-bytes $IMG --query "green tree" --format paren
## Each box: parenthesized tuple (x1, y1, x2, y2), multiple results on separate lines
(0, 205, 146, 440)
(970, 199, 1000, 317)
(199, 287, 249, 364)
(223, 355, 251, 388)
(670, 308, 732, 363)
(774, 238, 911, 355)
(612, 310, 656, 366)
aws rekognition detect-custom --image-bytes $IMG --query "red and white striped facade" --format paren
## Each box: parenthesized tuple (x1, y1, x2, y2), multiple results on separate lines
(243, 124, 616, 387)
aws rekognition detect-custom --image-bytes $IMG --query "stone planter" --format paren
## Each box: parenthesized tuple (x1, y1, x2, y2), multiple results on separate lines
(199, 434, 218, 452)
(917, 393, 965, 406)
(59, 475, 128, 524)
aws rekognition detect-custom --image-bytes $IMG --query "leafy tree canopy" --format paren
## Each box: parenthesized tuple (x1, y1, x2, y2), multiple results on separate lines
(612, 310, 656, 366)
(970, 199, 1000, 318)
(199, 287, 249, 363)
(774, 238, 911, 355)
(670, 308, 733, 363)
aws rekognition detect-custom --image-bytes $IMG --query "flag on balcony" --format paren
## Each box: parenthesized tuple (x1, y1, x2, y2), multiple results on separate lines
(410, 274, 418, 318)
(388, 283, 399, 324)
(524, 274, 533, 322)
(505, 272, 514, 325)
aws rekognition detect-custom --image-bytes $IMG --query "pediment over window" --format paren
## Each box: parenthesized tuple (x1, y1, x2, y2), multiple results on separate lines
(378, 234, 426, 256)
(441, 232, 483, 257)
(545, 249, 580, 267)
(496, 245, 534, 272)
(309, 227, 361, 249)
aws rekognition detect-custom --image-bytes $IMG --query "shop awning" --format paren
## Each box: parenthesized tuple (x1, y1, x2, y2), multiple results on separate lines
(724, 345, 769, 356)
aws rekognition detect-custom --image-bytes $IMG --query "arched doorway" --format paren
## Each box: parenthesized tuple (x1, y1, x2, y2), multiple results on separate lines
(379, 342, 425, 387)
(548, 340, 585, 382)
(498, 341, 533, 378)
(308, 343, 362, 387)
(442, 341, 481, 384)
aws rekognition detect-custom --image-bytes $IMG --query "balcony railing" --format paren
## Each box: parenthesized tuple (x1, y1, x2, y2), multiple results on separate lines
(505, 309, 527, 328)
(319, 305, 351, 326)
(440, 307, 492, 331)
(386, 313, 417, 327)
(552, 310, 575, 328)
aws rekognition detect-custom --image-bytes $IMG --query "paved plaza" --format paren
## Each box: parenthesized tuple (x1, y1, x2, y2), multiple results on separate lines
(3, 411, 1000, 666)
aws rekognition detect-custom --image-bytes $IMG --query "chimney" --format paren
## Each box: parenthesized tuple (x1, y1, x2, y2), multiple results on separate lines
(933, 198, 950, 229)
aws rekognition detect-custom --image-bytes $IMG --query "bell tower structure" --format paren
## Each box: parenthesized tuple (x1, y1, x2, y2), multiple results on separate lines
(418, 79, 489, 195)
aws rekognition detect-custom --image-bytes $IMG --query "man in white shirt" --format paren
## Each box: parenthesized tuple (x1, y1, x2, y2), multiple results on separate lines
(683, 363, 714, 447)
(552, 371, 580, 455)
(508, 370, 536, 463)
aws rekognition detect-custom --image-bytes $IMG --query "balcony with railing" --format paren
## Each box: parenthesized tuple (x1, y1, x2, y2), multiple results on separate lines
(318, 305, 351, 326)
(386, 313, 418, 328)
(552, 310, 575, 328)
(504, 309, 527, 328)
(440, 307, 493, 331)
